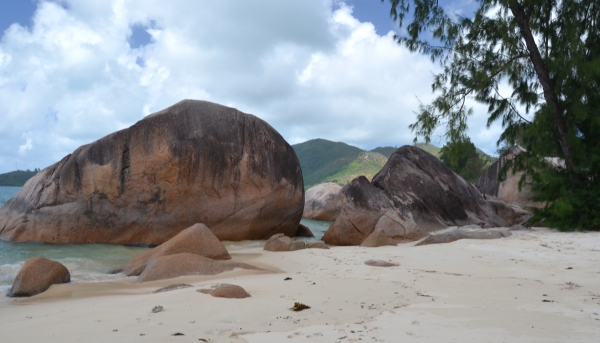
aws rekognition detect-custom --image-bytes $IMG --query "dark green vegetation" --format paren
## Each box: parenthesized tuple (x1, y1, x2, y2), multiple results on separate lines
(439, 138, 493, 183)
(385, 0, 600, 230)
(0, 169, 39, 187)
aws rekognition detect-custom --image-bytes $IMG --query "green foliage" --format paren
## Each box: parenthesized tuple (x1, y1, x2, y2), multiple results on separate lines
(385, 0, 600, 230)
(324, 152, 388, 185)
(0, 169, 40, 187)
(439, 137, 487, 183)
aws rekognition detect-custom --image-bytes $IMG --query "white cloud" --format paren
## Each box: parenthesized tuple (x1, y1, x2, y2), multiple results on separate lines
(0, 0, 502, 173)
(18, 133, 33, 155)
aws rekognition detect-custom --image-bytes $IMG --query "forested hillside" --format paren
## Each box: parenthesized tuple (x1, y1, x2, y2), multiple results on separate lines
(0, 169, 39, 187)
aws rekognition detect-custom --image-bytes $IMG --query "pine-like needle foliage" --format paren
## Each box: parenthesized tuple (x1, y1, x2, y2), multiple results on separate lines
(384, 0, 600, 230)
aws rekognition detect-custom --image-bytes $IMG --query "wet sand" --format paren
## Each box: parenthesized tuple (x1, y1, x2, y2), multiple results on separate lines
(1, 228, 599, 342)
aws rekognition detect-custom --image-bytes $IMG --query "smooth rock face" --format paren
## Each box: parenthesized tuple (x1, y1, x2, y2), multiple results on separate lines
(122, 223, 231, 276)
(263, 233, 306, 252)
(475, 146, 542, 208)
(0, 100, 304, 245)
(323, 146, 510, 246)
(8, 257, 70, 297)
(303, 183, 345, 220)
(198, 284, 251, 298)
(414, 227, 512, 246)
(136, 253, 261, 283)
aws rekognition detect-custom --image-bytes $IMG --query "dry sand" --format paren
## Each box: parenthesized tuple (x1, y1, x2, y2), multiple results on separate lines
(1, 228, 599, 342)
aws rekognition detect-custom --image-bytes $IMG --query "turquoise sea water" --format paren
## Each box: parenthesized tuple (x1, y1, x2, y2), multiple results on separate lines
(0, 186, 332, 295)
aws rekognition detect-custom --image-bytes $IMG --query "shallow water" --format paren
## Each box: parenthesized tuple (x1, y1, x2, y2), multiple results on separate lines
(0, 186, 333, 295)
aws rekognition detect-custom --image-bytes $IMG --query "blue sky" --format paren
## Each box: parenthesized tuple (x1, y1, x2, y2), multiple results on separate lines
(0, 0, 496, 173)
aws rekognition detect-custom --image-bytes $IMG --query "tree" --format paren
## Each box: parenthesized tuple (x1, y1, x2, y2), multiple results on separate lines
(439, 137, 487, 183)
(384, 0, 600, 230)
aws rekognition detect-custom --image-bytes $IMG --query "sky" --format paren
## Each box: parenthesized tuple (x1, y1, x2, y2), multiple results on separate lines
(0, 0, 499, 173)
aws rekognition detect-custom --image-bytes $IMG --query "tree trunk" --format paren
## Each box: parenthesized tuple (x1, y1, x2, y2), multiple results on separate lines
(508, 0, 576, 180)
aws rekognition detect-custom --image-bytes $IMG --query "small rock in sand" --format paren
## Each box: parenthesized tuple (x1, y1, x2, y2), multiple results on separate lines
(153, 284, 193, 293)
(197, 284, 251, 298)
(365, 260, 399, 267)
(263, 233, 306, 252)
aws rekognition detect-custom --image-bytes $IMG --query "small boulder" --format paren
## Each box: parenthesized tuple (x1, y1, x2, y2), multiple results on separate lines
(295, 224, 314, 238)
(360, 230, 398, 247)
(123, 223, 231, 276)
(364, 260, 398, 267)
(136, 253, 261, 283)
(8, 256, 70, 297)
(510, 224, 530, 231)
(153, 284, 193, 293)
(197, 284, 251, 298)
(263, 233, 306, 252)
(306, 241, 330, 249)
(415, 227, 512, 246)
(303, 183, 345, 220)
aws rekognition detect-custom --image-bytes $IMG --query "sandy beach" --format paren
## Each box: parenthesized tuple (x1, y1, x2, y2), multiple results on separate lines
(1, 228, 599, 343)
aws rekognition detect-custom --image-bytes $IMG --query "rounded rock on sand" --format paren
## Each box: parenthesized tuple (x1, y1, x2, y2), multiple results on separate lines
(197, 284, 250, 298)
(364, 259, 398, 267)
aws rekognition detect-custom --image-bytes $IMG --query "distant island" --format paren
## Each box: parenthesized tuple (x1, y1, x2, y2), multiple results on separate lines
(0, 169, 39, 187)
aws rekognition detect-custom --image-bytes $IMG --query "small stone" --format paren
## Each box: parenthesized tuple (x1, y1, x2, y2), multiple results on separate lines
(153, 284, 193, 293)
(291, 302, 311, 311)
(365, 260, 398, 267)
(152, 305, 164, 313)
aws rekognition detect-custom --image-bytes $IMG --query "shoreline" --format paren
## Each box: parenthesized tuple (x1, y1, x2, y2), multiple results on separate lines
(1, 228, 599, 342)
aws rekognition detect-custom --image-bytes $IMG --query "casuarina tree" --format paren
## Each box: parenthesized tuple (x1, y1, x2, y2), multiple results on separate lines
(383, 0, 600, 229)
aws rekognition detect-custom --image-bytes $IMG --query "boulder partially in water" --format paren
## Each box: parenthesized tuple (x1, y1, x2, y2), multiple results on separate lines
(323, 146, 511, 246)
(8, 256, 70, 297)
(0, 100, 304, 245)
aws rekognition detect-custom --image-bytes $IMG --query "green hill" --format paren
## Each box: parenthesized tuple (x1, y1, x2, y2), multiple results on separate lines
(292, 139, 453, 188)
(369, 146, 397, 158)
(0, 169, 39, 187)
(324, 152, 388, 185)
(414, 142, 442, 157)
(292, 139, 363, 188)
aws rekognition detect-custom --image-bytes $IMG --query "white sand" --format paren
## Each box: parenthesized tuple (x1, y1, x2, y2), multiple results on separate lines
(1, 228, 599, 342)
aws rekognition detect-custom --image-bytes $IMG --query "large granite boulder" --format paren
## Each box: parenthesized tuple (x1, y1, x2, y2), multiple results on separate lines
(0, 100, 304, 245)
(302, 183, 345, 220)
(8, 257, 70, 297)
(323, 146, 511, 246)
(475, 146, 541, 208)
(122, 223, 231, 276)
(136, 253, 261, 283)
